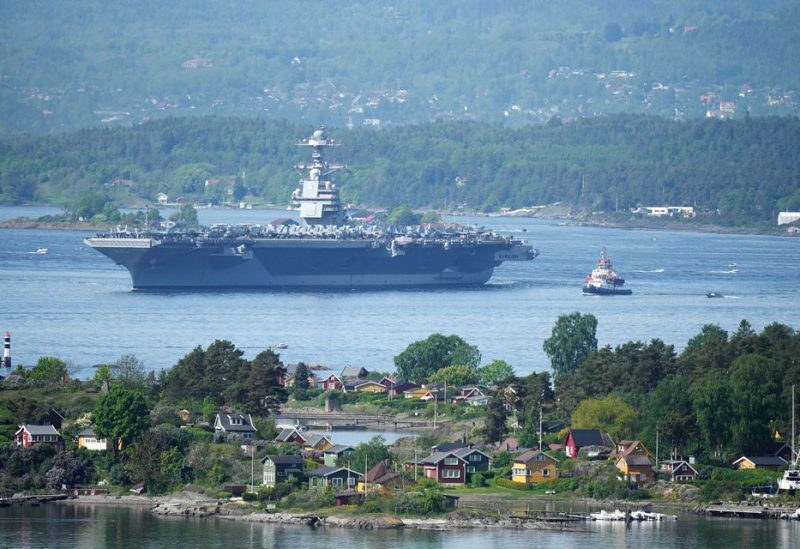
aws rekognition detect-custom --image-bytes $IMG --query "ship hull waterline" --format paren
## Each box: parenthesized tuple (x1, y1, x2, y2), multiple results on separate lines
(87, 238, 530, 290)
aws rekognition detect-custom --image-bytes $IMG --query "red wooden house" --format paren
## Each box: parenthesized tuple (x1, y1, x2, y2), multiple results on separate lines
(274, 427, 306, 446)
(15, 424, 62, 448)
(320, 374, 343, 391)
(419, 451, 468, 486)
(564, 428, 614, 459)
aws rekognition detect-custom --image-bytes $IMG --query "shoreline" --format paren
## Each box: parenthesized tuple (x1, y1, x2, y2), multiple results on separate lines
(53, 492, 694, 532)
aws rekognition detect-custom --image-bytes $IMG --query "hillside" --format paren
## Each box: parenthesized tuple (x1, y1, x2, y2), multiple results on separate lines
(0, 1, 798, 133)
(1, 115, 798, 226)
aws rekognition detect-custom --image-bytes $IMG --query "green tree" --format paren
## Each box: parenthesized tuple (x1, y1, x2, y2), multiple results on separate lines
(428, 364, 479, 387)
(692, 377, 733, 460)
(640, 377, 697, 460)
(251, 351, 288, 415)
(347, 435, 393, 471)
(126, 429, 186, 493)
(730, 354, 782, 455)
(388, 205, 421, 226)
(112, 354, 149, 391)
(292, 362, 311, 400)
(571, 395, 638, 441)
(543, 312, 598, 382)
(93, 364, 113, 386)
(482, 395, 507, 444)
(94, 386, 150, 451)
(394, 333, 480, 384)
(27, 357, 68, 386)
(479, 359, 515, 386)
(170, 203, 199, 228)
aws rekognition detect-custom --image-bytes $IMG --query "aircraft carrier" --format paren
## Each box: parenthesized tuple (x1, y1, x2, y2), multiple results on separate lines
(85, 127, 537, 289)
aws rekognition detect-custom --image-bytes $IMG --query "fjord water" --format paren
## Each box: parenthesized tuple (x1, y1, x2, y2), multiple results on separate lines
(0, 206, 799, 377)
(1, 503, 798, 548)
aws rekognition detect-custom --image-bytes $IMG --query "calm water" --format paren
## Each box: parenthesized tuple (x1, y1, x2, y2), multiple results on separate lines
(0, 503, 798, 549)
(1, 206, 799, 377)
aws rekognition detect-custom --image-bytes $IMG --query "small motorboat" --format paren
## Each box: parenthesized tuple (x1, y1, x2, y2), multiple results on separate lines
(34, 247, 49, 255)
(706, 291, 724, 298)
(272, 343, 289, 349)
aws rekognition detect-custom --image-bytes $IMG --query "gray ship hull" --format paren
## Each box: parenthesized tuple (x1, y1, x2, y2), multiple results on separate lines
(86, 236, 532, 289)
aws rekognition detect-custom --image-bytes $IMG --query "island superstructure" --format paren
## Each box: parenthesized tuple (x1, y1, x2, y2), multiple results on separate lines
(85, 127, 538, 289)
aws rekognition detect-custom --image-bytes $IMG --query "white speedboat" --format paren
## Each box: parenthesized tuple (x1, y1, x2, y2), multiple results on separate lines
(35, 247, 48, 255)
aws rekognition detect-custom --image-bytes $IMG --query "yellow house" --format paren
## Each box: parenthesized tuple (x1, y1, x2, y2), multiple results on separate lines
(404, 387, 430, 399)
(354, 381, 387, 394)
(303, 434, 333, 453)
(76, 428, 111, 452)
(615, 454, 654, 486)
(512, 450, 559, 483)
(357, 460, 410, 496)
(732, 456, 786, 471)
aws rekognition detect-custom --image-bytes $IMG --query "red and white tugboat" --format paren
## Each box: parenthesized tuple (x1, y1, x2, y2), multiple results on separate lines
(582, 247, 632, 295)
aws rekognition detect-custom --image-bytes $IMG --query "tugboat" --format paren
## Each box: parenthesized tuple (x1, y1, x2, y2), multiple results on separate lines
(582, 247, 632, 296)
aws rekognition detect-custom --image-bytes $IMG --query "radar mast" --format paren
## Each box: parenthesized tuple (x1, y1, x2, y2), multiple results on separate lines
(291, 126, 346, 226)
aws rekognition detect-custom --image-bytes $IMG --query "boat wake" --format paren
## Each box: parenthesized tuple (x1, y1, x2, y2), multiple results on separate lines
(711, 269, 739, 274)
(633, 268, 665, 273)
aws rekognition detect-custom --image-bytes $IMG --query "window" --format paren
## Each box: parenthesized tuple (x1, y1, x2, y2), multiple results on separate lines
(469, 454, 481, 462)
(444, 457, 458, 465)
(512, 468, 526, 476)
(348, 477, 356, 486)
(442, 469, 461, 479)
(331, 478, 343, 487)
(264, 472, 275, 483)
(543, 468, 550, 477)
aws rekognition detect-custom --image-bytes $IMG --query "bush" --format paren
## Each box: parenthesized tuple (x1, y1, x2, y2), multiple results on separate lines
(495, 477, 534, 491)
(469, 473, 487, 488)
(258, 482, 294, 501)
(242, 492, 258, 502)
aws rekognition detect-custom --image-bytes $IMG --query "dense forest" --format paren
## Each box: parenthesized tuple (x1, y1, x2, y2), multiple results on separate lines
(1, 115, 799, 225)
(1, 1, 798, 133)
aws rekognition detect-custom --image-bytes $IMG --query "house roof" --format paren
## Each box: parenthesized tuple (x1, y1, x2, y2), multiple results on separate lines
(515, 450, 558, 464)
(619, 454, 653, 466)
(734, 456, 787, 466)
(215, 413, 256, 432)
(433, 441, 470, 452)
(261, 454, 304, 465)
(305, 434, 331, 447)
(663, 460, 699, 475)
(275, 428, 305, 442)
(454, 447, 491, 461)
(324, 444, 355, 455)
(567, 428, 614, 448)
(77, 428, 98, 437)
(358, 460, 400, 484)
(419, 451, 467, 465)
(497, 437, 519, 451)
(308, 466, 360, 478)
(355, 380, 385, 390)
(392, 381, 420, 393)
(18, 424, 60, 436)
(341, 365, 368, 378)
(542, 420, 566, 433)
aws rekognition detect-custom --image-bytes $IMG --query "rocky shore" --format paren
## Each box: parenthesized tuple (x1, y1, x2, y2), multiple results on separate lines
(62, 493, 578, 531)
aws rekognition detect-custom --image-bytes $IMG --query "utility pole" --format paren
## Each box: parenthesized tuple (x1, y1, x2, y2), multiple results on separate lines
(793, 385, 796, 465)
(414, 449, 418, 482)
(655, 426, 659, 469)
(250, 444, 255, 493)
(539, 402, 543, 452)
(364, 454, 368, 497)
